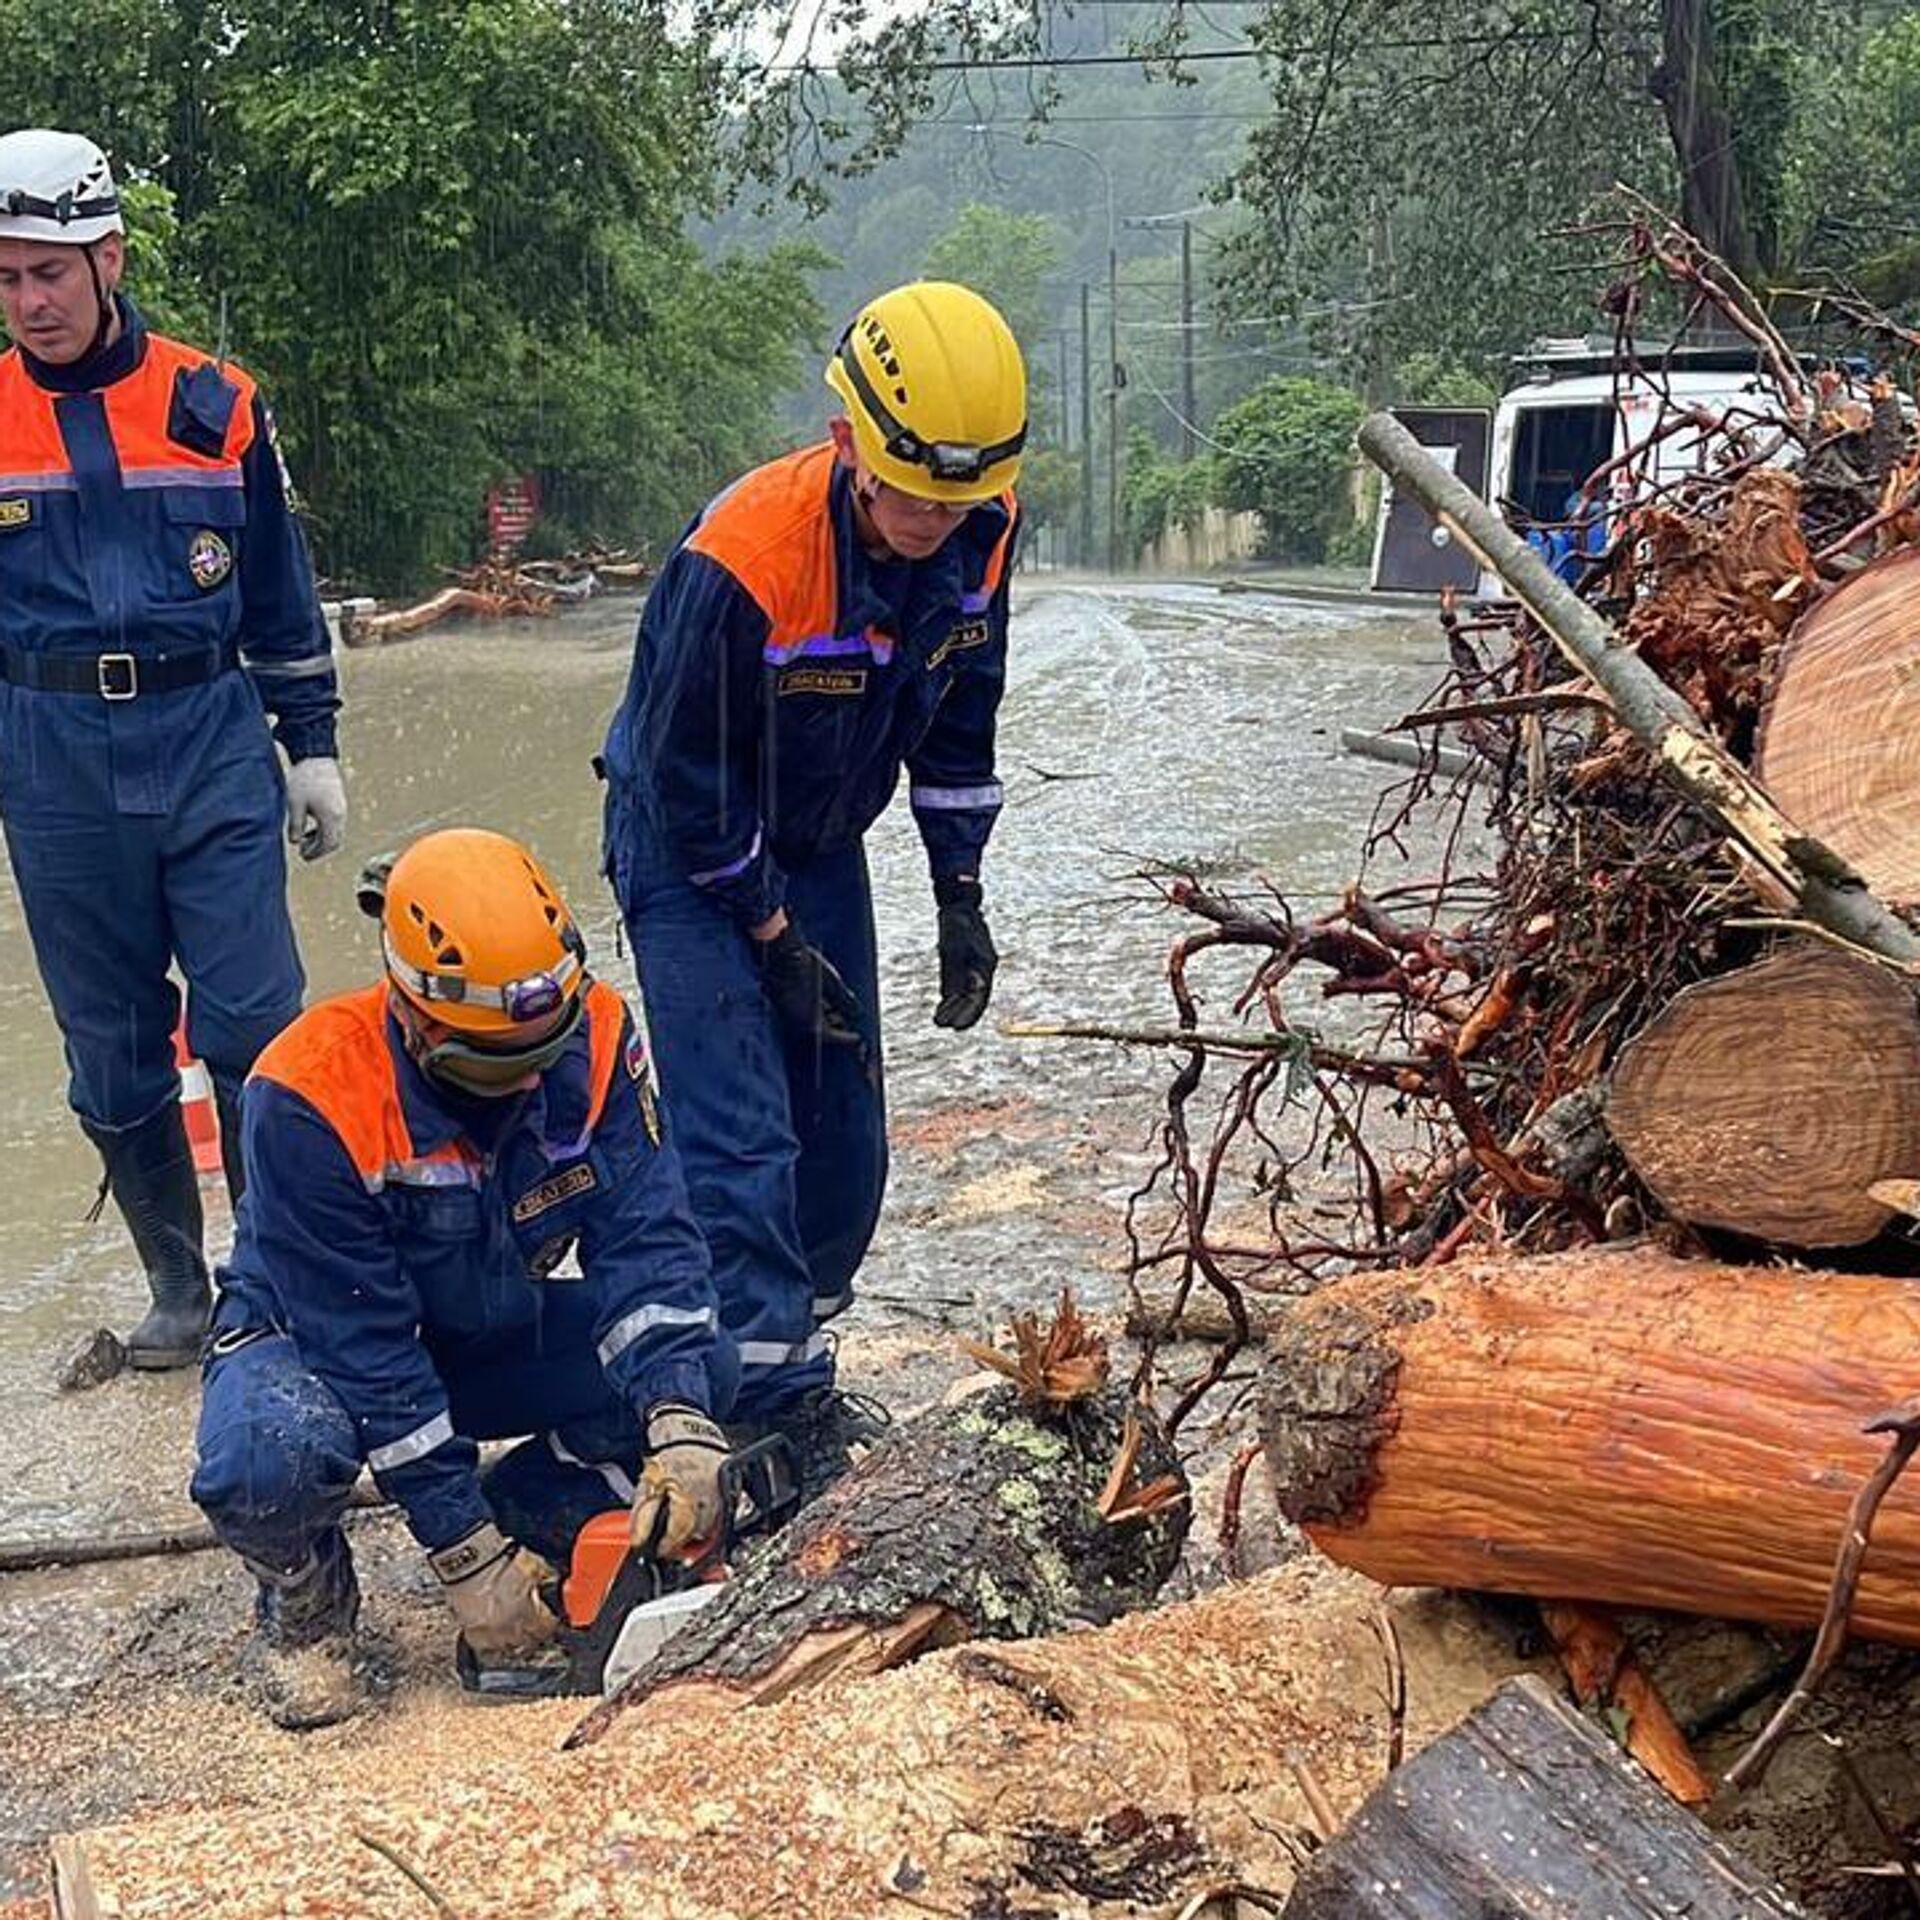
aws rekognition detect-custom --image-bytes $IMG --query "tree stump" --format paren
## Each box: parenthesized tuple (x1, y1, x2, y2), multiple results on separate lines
(1605, 940, 1920, 1247)
(568, 1378, 1190, 1749)
(1257, 1249, 1920, 1643)
(1758, 545, 1920, 904)
(1281, 1675, 1804, 1917)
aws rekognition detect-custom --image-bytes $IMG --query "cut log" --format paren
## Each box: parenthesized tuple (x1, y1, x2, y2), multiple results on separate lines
(1257, 1248, 1920, 1646)
(567, 1376, 1190, 1749)
(1605, 941, 1920, 1246)
(1758, 545, 1920, 904)
(1280, 1675, 1803, 1917)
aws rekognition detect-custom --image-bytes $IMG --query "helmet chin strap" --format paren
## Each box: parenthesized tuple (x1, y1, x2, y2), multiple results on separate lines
(80, 242, 114, 356)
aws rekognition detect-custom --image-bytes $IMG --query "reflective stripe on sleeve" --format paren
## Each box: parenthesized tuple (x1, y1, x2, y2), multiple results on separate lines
(736, 1332, 830, 1370)
(366, 1410, 455, 1473)
(910, 782, 1004, 812)
(690, 825, 764, 888)
(597, 1302, 717, 1368)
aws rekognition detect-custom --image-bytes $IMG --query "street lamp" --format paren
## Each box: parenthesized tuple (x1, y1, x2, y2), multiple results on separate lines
(965, 125, 1121, 574)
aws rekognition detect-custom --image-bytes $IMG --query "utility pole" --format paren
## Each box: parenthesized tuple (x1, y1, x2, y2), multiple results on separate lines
(1180, 220, 1197, 460)
(1079, 283, 1093, 571)
(1107, 245, 1120, 574)
(1056, 329, 1071, 449)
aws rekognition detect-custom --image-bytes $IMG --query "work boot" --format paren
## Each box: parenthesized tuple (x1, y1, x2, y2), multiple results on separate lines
(82, 1102, 211, 1370)
(244, 1535, 362, 1731)
(744, 1388, 892, 1510)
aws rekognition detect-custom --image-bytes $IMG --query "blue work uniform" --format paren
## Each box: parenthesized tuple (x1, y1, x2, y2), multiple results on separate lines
(601, 442, 1017, 1413)
(190, 979, 735, 1570)
(0, 295, 336, 1132)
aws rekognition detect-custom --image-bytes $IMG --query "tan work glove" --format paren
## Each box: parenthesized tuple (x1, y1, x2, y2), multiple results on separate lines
(428, 1521, 558, 1657)
(630, 1402, 730, 1557)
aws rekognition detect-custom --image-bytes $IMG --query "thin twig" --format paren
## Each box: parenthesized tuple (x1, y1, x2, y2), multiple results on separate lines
(1825, 1734, 1920, 1916)
(355, 1830, 460, 1918)
(1218, 1442, 1263, 1580)
(1369, 1606, 1408, 1772)
(1725, 1397, 1920, 1791)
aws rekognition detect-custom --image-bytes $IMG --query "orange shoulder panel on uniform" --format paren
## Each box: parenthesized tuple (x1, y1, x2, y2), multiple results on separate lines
(685, 442, 839, 643)
(0, 352, 74, 481)
(980, 489, 1020, 600)
(104, 332, 260, 477)
(251, 983, 413, 1181)
(581, 979, 630, 1135)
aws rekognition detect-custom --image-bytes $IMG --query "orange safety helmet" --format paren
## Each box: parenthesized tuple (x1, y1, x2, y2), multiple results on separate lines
(381, 828, 586, 1040)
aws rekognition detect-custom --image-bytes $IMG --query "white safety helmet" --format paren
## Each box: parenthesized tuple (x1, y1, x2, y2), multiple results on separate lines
(0, 129, 123, 246)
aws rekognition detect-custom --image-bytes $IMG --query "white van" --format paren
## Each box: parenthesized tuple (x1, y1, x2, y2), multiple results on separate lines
(1370, 340, 1786, 596)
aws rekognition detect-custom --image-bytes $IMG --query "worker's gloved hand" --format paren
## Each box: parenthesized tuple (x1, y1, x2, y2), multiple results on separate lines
(756, 921, 863, 1049)
(284, 755, 348, 863)
(429, 1522, 558, 1657)
(630, 1402, 731, 1558)
(354, 850, 397, 918)
(933, 875, 997, 1030)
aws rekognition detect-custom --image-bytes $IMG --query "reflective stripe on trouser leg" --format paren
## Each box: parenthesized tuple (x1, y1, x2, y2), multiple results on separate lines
(480, 1419, 642, 1566)
(612, 812, 831, 1415)
(190, 1332, 362, 1576)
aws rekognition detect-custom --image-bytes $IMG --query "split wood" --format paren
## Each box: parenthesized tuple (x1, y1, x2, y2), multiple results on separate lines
(1724, 1396, 1920, 1790)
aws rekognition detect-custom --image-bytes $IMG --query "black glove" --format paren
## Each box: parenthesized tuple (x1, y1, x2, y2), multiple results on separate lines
(933, 875, 997, 1031)
(756, 921, 864, 1048)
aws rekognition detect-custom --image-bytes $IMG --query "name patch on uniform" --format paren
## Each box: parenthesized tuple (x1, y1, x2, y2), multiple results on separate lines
(511, 1163, 598, 1222)
(777, 666, 866, 698)
(927, 619, 989, 671)
(0, 498, 30, 531)
(187, 529, 234, 589)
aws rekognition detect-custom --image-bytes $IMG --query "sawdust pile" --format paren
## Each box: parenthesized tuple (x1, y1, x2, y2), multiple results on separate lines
(55, 1565, 1511, 1918)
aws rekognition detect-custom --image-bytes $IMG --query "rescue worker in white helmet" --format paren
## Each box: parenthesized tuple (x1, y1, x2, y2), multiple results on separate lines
(0, 128, 346, 1366)
(191, 828, 735, 1727)
(600, 281, 1023, 1494)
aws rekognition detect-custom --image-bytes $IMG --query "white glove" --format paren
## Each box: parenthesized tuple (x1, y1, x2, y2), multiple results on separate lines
(284, 755, 348, 863)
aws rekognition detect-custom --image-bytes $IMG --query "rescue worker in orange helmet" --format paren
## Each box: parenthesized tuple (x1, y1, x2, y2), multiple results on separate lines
(190, 829, 735, 1728)
(0, 129, 345, 1368)
(600, 282, 1022, 1493)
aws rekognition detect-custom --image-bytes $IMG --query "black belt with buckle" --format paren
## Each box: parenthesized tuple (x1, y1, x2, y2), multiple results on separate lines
(0, 644, 237, 700)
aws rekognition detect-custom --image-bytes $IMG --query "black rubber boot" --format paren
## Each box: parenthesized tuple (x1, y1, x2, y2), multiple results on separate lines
(733, 1388, 892, 1511)
(211, 1068, 248, 1211)
(83, 1102, 212, 1371)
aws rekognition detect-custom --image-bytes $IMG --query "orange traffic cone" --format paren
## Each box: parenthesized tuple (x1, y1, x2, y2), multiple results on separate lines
(172, 1021, 224, 1181)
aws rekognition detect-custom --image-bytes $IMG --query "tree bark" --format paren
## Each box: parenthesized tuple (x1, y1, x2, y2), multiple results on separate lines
(567, 1381, 1190, 1750)
(1280, 1675, 1799, 1917)
(1258, 1249, 1920, 1645)
(1650, 0, 1760, 286)
(1757, 545, 1920, 906)
(1606, 941, 1920, 1247)
(1355, 412, 1920, 966)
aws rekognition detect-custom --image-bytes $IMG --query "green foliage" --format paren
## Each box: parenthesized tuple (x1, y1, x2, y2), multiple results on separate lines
(1121, 425, 1213, 556)
(1211, 376, 1363, 563)
(0, 0, 824, 590)
(1392, 351, 1499, 410)
(1014, 445, 1081, 531)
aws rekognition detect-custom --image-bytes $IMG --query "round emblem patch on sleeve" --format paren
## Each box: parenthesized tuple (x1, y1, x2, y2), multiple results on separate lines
(187, 529, 234, 590)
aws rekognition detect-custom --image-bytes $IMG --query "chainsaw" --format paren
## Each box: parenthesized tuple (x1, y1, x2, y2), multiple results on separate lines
(455, 1433, 794, 1699)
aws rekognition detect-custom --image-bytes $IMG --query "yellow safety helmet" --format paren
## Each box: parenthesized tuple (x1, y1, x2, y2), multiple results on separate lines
(382, 828, 586, 1049)
(825, 281, 1027, 505)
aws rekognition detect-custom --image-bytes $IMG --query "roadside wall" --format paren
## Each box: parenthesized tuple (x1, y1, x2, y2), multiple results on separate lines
(1143, 506, 1262, 573)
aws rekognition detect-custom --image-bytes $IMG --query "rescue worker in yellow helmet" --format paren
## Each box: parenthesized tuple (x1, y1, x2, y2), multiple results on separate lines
(601, 282, 1023, 1491)
(191, 828, 735, 1727)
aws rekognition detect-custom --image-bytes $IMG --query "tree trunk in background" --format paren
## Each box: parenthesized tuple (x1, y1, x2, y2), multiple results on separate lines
(1257, 1250, 1920, 1644)
(1605, 941, 1920, 1248)
(1652, 0, 1760, 283)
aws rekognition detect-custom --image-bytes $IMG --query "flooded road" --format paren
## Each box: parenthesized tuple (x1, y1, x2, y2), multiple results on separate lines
(0, 576, 1441, 1552)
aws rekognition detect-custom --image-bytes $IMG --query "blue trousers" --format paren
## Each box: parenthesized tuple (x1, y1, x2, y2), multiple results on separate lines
(191, 1303, 646, 1573)
(606, 793, 888, 1417)
(0, 682, 303, 1130)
